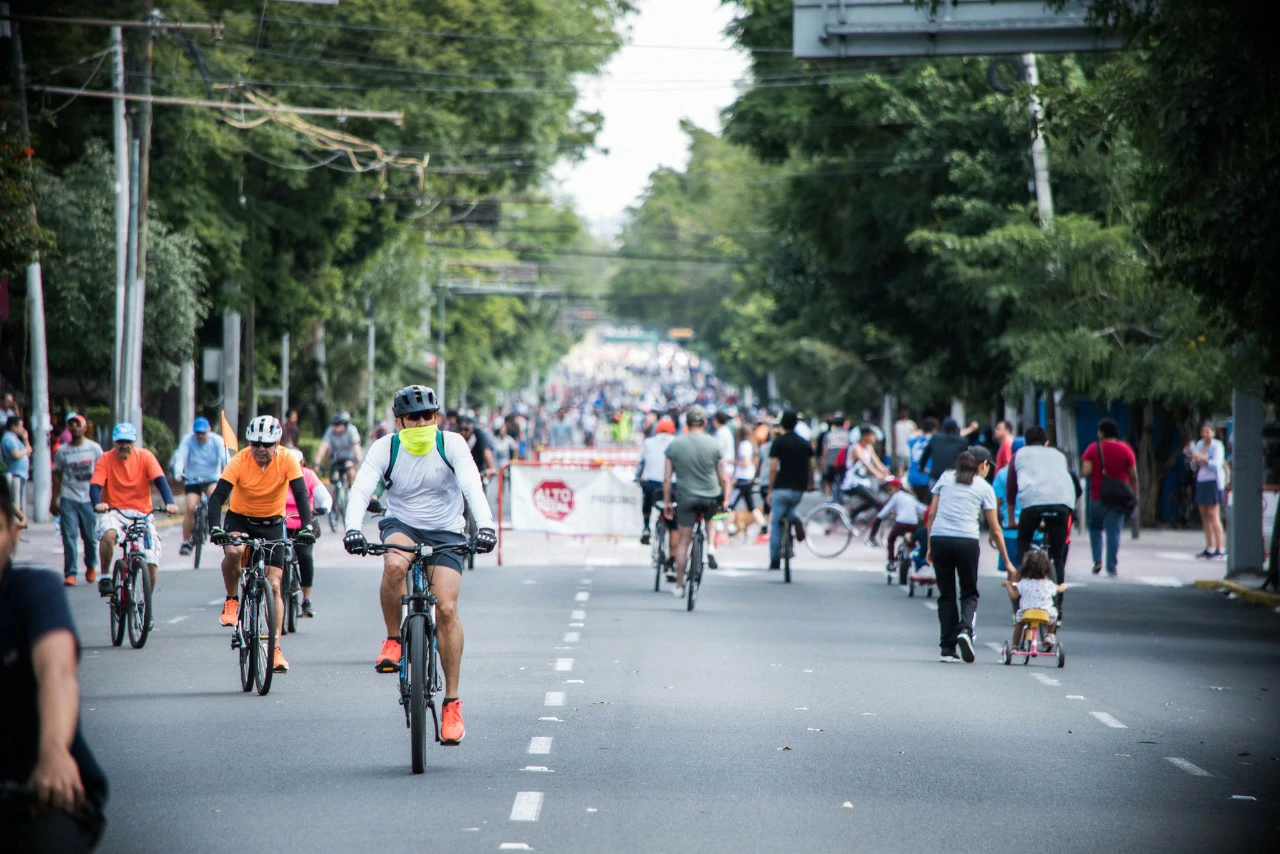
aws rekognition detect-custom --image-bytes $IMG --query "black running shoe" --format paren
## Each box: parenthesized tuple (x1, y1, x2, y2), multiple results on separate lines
(707, 554, 719, 570)
(301, 599, 315, 618)
(956, 632, 976, 663)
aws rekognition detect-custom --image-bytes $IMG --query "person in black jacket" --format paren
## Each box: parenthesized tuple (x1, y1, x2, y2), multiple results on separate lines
(0, 477, 107, 853)
(920, 417, 978, 487)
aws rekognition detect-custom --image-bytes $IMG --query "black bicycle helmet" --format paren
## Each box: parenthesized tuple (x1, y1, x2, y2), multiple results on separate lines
(392, 385, 439, 417)
(331, 410, 350, 426)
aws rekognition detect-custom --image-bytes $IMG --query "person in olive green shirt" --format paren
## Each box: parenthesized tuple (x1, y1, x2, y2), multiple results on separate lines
(663, 406, 732, 597)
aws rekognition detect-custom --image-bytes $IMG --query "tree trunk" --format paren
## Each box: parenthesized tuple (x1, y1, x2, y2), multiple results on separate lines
(1137, 402, 1158, 528)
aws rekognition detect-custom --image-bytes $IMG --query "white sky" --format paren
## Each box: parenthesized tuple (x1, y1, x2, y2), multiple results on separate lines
(553, 0, 751, 238)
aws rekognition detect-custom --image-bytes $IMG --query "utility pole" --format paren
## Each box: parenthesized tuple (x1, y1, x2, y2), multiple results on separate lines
(129, 3, 157, 438)
(5, 19, 52, 522)
(365, 299, 376, 433)
(122, 137, 144, 438)
(110, 25, 128, 426)
(437, 287, 447, 408)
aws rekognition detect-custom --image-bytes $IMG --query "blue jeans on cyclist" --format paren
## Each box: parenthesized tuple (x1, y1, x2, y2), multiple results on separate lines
(1087, 498, 1124, 575)
(769, 488, 804, 566)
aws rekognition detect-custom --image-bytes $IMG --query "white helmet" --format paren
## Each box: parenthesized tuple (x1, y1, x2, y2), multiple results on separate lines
(245, 415, 283, 444)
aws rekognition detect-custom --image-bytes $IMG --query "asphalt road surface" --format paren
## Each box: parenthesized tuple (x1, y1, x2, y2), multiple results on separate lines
(29, 525, 1280, 853)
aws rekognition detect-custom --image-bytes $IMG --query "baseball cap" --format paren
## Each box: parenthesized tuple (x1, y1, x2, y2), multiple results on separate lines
(65, 411, 84, 426)
(968, 445, 993, 464)
(685, 405, 707, 425)
(656, 416, 676, 434)
(193, 416, 211, 433)
(112, 422, 138, 443)
(885, 477, 903, 489)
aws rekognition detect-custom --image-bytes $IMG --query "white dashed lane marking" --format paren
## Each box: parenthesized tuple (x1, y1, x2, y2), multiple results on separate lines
(985, 642, 1003, 653)
(509, 792, 543, 822)
(544, 692, 565, 706)
(499, 843, 533, 850)
(1090, 711, 1128, 729)
(923, 602, 938, 611)
(165, 615, 188, 624)
(575, 591, 590, 602)
(1166, 757, 1213, 777)
(571, 610, 586, 620)
(1030, 673, 1060, 687)
(555, 658, 574, 672)
(527, 737, 553, 755)
(206, 598, 224, 606)
(563, 631, 581, 643)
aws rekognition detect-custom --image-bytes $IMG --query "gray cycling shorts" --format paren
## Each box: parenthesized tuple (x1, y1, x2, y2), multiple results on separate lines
(377, 517, 467, 573)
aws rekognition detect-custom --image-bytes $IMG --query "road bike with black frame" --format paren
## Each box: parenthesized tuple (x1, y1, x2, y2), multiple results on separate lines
(683, 507, 710, 611)
(327, 464, 351, 533)
(651, 500, 674, 591)
(190, 490, 209, 570)
(98, 507, 169, 649)
(463, 475, 492, 571)
(223, 534, 290, 696)
(356, 539, 475, 774)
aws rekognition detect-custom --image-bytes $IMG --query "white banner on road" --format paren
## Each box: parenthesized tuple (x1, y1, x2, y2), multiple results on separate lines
(508, 465, 640, 536)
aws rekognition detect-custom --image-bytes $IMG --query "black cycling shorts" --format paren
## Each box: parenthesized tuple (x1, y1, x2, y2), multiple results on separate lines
(223, 511, 288, 566)
(378, 517, 468, 573)
(185, 481, 214, 495)
(676, 495, 720, 529)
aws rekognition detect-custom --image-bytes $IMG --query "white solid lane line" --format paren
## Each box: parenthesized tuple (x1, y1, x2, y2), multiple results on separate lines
(1090, 711, 1128, 729)
(575, 591, 590, 602)
(509, 792, 544, 822)
(555, 658, 574, 672)
(1031, 673, 1060, 687)
(165, 615, 189, 624)
(563, 631, 581, 643)
(571, 610, 586, 620)
(1166, 757, 1213, 777)
(544, 692, 565, 706)
(527, 737, 553, 755)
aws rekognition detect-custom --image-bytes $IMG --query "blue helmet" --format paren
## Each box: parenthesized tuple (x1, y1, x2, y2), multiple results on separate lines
(193, 416, 211, 434)
(112, 422, 138, 443)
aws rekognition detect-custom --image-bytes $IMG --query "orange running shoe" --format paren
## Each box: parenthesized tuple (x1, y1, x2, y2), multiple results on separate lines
(374, 638, 402, 673)
(219, 597, 239, 627)
(440, 699, 465, 744)
(273, 647, 289, 673)
(85, 567, 99, 584)
(64, 576, 77, 587)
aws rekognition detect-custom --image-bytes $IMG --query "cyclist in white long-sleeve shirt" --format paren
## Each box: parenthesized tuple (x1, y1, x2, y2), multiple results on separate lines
(342, 385, 495, 746)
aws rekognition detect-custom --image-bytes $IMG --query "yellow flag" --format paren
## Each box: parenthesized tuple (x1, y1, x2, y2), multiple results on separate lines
(220, 411, 239, 454)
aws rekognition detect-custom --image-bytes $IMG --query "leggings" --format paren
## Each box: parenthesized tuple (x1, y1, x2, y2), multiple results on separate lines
(641, 480, 664, 527)
(290, 534, 315, 588)
(727, 479, 757, 512)
(930, 535, 981, 653)
(848, 484, 884, 539)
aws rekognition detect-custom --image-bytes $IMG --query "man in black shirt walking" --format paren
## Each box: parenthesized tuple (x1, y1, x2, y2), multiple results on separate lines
(0, 478, 107, 852)
(767, 410, 815, 570)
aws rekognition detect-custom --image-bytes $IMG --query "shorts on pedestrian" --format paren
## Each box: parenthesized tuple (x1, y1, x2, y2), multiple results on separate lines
(1194, 480, 1223, 507)
(378, 516, 468, 573)
(222, 511, 288, 566)
(98, 510, 161, 565)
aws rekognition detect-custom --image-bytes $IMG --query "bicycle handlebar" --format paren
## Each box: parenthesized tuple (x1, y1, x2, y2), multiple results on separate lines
(358, 541, 475, 558)
(222, 534, 295, 549)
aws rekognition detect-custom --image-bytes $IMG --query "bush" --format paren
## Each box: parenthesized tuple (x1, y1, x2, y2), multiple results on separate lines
(295, 437, 321, 468)
(142, 416, 176, 471)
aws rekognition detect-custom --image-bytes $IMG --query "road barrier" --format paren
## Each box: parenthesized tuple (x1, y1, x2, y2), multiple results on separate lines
(496, 461, 639, 565)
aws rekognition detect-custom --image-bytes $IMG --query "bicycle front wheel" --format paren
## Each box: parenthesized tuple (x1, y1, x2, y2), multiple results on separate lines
(126, 556, 152, 649)
(651, 519, 665, 592)
(783, 528, 792, 584)
(803, 504, 854, 558)
(238, 595, 255, 692)
(192, 507, 205, 570)
(253, 579, 277, 696)
(407, 614, 428, 774)
(109, 561, 126, 647)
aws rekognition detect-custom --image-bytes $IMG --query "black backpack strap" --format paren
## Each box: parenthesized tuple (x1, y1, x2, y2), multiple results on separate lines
(383, 434, 401, 491)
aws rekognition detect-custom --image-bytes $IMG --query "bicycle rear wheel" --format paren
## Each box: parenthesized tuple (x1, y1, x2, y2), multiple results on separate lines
(126, 556, 152, 649)
(687, 532, 702, 612)
(281, 558, 299, 635)
(253, 577, 277, 695)
(328, 484, 343, 533)
(407, 614, 428, 774)
(109, 561, 126, 647)
(803, 504, 853, 558)
(783, 526, 792, 584)
(652, 519, 666, 592)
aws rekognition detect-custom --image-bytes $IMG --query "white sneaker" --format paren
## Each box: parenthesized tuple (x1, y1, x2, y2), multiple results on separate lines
(673, 585, 685, 599)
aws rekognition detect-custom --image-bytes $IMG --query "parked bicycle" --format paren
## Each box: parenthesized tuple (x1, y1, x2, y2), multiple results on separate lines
(97, 507, 169, 649)
(224, 534, 292, 696)
(355, 539, 475, 774)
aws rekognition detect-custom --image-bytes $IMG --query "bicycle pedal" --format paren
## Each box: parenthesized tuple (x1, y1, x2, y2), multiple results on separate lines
(230, 636, 240, 650)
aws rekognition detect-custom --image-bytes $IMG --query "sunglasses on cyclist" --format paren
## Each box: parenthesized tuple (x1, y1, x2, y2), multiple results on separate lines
(249, 440, 278, 449)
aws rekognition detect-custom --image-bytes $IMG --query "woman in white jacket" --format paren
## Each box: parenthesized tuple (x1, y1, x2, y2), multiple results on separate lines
(1188, 423, 1227, 559)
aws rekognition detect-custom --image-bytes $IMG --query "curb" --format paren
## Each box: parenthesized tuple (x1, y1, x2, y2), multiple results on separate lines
(1193, 579, 1280, 610)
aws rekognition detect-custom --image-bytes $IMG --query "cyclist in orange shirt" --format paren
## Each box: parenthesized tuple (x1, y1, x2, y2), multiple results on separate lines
(90, 423, 179, 600)
(206, 416, 314, 674)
